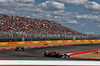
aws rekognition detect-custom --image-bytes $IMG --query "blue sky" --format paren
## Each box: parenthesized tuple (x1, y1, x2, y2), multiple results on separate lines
(0, 0, 100, 35)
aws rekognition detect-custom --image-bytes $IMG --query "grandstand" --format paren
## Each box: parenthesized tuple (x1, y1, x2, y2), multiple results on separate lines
(0, 14, 87, 42)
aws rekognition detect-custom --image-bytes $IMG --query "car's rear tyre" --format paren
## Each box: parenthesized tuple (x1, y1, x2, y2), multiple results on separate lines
(57, 54, 62, 58)
(44, 52, 49, 56)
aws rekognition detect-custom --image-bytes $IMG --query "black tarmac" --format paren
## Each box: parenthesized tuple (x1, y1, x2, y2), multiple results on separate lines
(0, 44, 100, 60)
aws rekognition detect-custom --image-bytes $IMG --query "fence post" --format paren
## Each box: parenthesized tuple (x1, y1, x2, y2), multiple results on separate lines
(73, 36, 75, 40)
(22, 37, 25, 41)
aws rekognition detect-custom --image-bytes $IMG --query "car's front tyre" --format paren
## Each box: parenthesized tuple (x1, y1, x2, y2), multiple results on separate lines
(15, 47, 18, 51)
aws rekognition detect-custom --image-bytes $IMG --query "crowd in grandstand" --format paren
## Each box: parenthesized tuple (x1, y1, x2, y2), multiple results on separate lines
(0, 14, 83, 36)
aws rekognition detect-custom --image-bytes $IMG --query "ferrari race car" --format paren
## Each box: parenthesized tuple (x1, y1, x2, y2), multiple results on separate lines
(15, 46, 24, 51)
(44, 51, 67, 58)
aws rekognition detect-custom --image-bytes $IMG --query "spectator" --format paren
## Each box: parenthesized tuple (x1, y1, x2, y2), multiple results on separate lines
(0, 13, 84, 36)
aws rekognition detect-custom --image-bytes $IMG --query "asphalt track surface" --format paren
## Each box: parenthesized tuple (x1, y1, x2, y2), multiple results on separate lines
(0, 44, 100, 60)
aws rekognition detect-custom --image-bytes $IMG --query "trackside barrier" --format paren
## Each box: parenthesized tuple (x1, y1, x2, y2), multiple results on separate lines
(44, 43, 48, 45)
(0, 40, 100, 45)
(68, 49, 98, 57)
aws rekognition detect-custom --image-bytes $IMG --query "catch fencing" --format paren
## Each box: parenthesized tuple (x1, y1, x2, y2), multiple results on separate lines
(0, 32, 99, 42)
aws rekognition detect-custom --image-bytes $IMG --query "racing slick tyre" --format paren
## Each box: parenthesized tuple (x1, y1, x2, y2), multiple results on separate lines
(15, 47, 18, 51)
(44, 52, 49, 57)
(57, 54, 62, 58)
(22, 47, 24, 51)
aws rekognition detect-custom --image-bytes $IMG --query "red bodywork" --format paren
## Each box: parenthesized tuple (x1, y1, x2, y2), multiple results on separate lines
(47, 51, 63, 57)
(15, 46, 24, 51)
(44, 51, 68, 58)
(18, 47, 22, 51)
(49, 52, 60, 56)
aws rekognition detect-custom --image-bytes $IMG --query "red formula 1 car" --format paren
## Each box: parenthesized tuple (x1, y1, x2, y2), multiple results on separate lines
(15, 46, 24, 51)
(44, 51, 67, 58)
